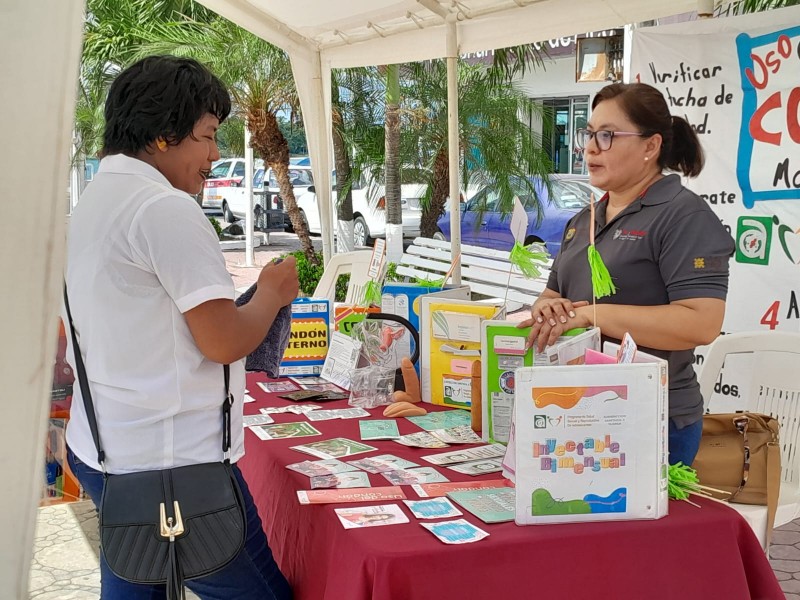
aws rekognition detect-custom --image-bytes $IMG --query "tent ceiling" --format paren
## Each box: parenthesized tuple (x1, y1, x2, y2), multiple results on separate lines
(199, 0, 701, 68)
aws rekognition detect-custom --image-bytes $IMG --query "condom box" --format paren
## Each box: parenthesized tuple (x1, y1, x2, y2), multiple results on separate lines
(280, 298, 331, 377)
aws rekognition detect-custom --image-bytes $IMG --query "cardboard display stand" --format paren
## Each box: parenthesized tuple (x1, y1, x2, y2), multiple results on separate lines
(280, 298, 331, 377)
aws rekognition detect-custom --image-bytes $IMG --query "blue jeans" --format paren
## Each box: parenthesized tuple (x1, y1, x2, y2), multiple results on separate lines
(67, 447, 292, 600)
(668, 418, 703, 467)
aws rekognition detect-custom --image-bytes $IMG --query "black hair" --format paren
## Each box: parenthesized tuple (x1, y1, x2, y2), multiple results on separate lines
(102, 55, 231, 156)
(592, 83, 704, 178)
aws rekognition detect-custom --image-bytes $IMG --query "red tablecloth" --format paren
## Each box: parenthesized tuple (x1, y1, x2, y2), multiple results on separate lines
(240, 374, 783, 600)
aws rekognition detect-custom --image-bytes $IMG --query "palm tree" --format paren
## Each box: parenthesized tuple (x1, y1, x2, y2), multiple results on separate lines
(384, 64, 403, 260)
(719, 0, 799, 13)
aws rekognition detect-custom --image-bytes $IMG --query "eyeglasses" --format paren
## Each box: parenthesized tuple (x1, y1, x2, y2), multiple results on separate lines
(575, 128, 645, 151)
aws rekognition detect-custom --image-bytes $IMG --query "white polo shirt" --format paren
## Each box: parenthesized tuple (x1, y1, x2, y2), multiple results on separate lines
(64, 154, 245, 474)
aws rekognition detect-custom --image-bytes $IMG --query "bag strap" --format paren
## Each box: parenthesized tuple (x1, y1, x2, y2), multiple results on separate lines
(62, 284, 233, 468)
(765, 441, 781, 549)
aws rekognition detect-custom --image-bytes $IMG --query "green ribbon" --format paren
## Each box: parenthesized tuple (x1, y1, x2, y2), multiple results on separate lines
(667, 462, 701, 501)
(415, 276, 445, 288)
(509, 241, 549, 280)
(361, 280, 382, 307)
(587, 245, 616, 298)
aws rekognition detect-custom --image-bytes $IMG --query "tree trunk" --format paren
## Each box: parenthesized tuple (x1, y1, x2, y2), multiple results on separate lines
(421, 147, 449, 238)
(384, 64, 402, 261)
(332, 97, 354, 252)
(248, 110, 318, 265)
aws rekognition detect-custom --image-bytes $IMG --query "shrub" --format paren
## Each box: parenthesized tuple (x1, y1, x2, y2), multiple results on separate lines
(208, 216, 223, 240)
(282, 251, 349, 302)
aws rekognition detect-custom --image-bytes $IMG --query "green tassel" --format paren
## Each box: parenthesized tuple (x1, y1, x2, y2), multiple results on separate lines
(667, 462, 701, 501)
(362, 280, 382, 307)
(415, 276, 445, 288)
(509, 242, 549, 280)
(587, 245, 616, 298)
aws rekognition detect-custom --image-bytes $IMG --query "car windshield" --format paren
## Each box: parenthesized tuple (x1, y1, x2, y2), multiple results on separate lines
(210, 162, 230, 178)
(550, 179, 595, 209)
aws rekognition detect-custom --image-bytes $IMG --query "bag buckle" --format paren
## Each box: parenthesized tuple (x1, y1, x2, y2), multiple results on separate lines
(159, 501, 185, 540)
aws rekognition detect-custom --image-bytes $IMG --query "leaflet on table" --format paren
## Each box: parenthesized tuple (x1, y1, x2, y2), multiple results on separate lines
(359, 420, 401, 440)
(419, 297, 505, 408)
(381, 467, 449, 485)
(447, 487, 516, 523)
(404, 497, 462, 519)
(257, 381, 299, 394)
(251, 422, 321, 441)
(348, 455, 420, 473)
(421, 519, 489, 544)
(411, 479, 512, 498)
(286, 459, 360, 477)
(279, 298, 330, 377)
(290, 437, 378, 460)
(320, 331, 362, 390)
(428, 425, 484, 445)
(297, 486, 407, 505)
(306, 407, 370, 421)
(422, 443, 507, 465)
(446, 458, 504, 476)
(334, 503, 409, 529)
(513, 345, 668, 526)
(260, 404, 323, 415)
(310, 471, 372, 489)
(405, 410, 472, 431)
(394, 432, 450, 448)
(242, 414, 275, 427)
(379, 284, 471, 375)
(481, 321, 535, 445)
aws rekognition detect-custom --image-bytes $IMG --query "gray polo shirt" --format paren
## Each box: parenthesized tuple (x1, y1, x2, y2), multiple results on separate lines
(547, 174, 735, 427)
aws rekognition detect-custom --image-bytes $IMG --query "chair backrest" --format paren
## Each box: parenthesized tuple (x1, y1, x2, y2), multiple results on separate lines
(312, 250, 373, 304)
(699, 331, 800, 486)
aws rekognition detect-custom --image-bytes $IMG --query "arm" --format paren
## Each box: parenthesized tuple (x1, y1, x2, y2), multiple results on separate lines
(519, 288, 590, 350)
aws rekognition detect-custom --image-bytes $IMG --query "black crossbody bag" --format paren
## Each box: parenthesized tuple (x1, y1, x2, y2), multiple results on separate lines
(64, 287, 246, 599)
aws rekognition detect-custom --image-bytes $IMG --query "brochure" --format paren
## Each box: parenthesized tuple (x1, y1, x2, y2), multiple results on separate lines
(251, 422, 321, 441)
(306, 408, 370, 421)
(320, 331, 362, 390)
(405, 410, 472, 432)
(429, 425, 483, 445)
(381, 467, 449, 485)
(257, 381, 298, 394)
(291, 437, 378, 460)
(347, 455, 420, 473)
(403, 498, 462, 519)
(310, 471, 372, 489)
(334, 503, 409, 529)
(411, 479, 512, 498)
(394, 432, 450, 449)
(297, 486, 406, 505)
(421, 443, 507, 466)
(447, 487, 516, 523)
(242, 414, 275, 427)
(359, 420, 401, 441)
(446, 458, 504, 476)
(285, 459, 359, 477)
(420, 519, 490, 544)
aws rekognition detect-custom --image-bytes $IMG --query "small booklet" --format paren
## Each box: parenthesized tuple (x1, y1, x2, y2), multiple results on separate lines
(403, 497, 463, 520)
(359, 420, 401, 440)
(381, 467, 449, 486)
(258, 381, 299, 394)
(347, 455, 420, 473)
(429, 425, 483, 445)
(395, 432, 450, 449)
(310, 471, 372, 489)
(447, 487, 516, 523)
(334, 504, 409, 529)
(251, 422, 321, 441)
(297, 486, 406, 505)
(286, 459, 359, 477)
(242, 414, 275, 427)
(291, 437, 377, 460)
(405, 410, 472, 432)
(411, 479, 512, 498)
(422, 443, 507, 466)
(446, 458, 504, 476)
(420, 519, 490, 544)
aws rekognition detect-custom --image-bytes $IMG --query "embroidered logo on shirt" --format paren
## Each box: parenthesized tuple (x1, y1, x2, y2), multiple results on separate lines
(694, 255, 728, 272)
(565, 227, 576, 242)
(694, 258, 705, 269)
(613, 228, 647, 241)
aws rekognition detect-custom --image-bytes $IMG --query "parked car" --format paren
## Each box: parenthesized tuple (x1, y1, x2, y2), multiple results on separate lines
(296, 176, 425, 246)
(202, 157, 247, 218)
(435, 174, 602, 257)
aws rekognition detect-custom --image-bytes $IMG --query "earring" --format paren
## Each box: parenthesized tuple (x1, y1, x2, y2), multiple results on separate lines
(644, 157, 649, 161)
(156, 139, 167, 151)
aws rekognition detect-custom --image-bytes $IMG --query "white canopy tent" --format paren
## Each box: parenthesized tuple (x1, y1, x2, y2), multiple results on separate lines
(1, 0, 716, 596)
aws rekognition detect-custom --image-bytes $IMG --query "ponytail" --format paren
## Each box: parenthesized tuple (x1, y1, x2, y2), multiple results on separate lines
(663, 116, 704, 178)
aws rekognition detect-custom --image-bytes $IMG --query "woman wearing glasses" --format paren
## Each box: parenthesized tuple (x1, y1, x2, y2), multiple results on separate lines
(520, 82, 734, 467)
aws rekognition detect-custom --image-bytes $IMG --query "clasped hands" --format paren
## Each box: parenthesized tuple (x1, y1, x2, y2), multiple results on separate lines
(517, 297, 592, 353)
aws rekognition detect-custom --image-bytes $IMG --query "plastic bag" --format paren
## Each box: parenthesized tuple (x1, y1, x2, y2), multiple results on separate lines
(348, 365, 395, 409)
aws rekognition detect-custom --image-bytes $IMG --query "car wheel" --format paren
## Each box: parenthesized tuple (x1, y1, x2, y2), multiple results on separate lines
(353, 216, 371, 247)
(432, 229, 447, 241)
(222, 201, 236, 224)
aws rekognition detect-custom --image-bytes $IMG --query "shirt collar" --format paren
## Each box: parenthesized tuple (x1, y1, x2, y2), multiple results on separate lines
(97, 154, 173, 188)
(639, 173, 683, 206)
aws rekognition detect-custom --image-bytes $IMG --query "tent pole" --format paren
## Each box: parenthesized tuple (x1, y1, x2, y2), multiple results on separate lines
(244, 127, 255, 267)
(446, 14, 462, 285)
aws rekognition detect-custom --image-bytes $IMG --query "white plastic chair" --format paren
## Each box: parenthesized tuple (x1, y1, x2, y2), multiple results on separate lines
(312, 250, 373, 305)
(699, 331, 800, 550)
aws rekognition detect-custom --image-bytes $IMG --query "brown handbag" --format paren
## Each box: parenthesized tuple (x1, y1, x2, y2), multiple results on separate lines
(693, 413, 781, 545)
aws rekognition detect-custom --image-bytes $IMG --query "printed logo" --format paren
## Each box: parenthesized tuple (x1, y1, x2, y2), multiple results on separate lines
(533, 415, 547, 429)
(613, 228, 622, 240)
(565, 227, 576, 242)
(735, 216, 772, 265)
(693, 258, 705, 269)
(612, 228, 647, 241)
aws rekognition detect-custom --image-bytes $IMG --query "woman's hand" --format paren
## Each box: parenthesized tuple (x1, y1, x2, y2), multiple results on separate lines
(518, 296, 591, 352)
(257, 256, 299, 307)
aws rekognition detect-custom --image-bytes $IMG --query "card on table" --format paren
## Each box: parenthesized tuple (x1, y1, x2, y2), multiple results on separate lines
(405, 410, 472, 432)
(285, 459, 359, 477)
(243, 394, 256, 403)
(347, 455, 420, 473)
(291, 437, 378, 460)
(309, 471, 372, 489)
(446, 458, 504, 476)
(421, 443, 507, 466)
(251, 422, 321, 441)
(257, 381, 299, 394)
(279, 390, 327, 401)
(242, 414, 275, 427)
(296, 486, 406, 505)
(429, 425, 483, 445)
(421, 519, 489, 544)
(411, 479, 512, 498)
(359, 420, 401, 440)
(381, 467, 449, 486)
(334, 504, 409, 529)
(289, 376, 330, 386)
(306, 408, 370, 422)
(403, 497, 463, 520)
(447, 487, 516, 523)
(395, 432, 450, 449)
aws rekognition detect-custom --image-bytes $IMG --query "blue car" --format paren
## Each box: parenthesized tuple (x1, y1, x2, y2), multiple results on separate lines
(435, 175, 602, 257)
